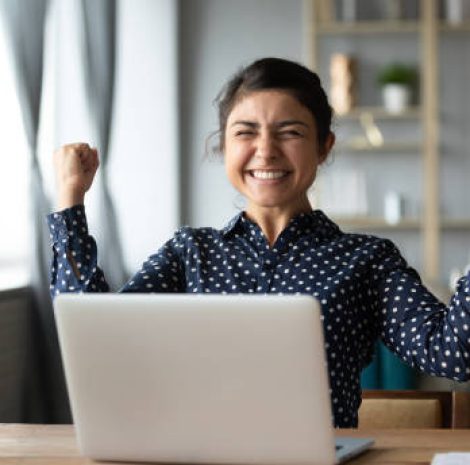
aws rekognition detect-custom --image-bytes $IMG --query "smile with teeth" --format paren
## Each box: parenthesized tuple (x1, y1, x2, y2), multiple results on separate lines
(249, 170, 289, 180)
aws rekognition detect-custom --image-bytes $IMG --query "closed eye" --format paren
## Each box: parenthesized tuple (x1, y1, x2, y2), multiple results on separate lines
(234, 130, 256, 137)
(278, 130, 303, 138)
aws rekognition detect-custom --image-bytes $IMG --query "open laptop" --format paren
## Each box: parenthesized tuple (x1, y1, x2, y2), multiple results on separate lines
(54, 294, 373, 465)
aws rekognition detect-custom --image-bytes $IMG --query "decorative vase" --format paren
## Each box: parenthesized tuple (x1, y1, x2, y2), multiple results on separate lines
(382, 84, 411, 113)
(384, 191, 403, 225)
(445, 0, 464, 24)
(330, 53, 356, 115)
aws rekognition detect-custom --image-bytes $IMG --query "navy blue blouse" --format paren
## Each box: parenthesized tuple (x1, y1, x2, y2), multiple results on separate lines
(47, 205, 470, 427)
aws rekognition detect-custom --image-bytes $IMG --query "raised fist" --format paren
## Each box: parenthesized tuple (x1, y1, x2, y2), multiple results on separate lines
(54, 142, 99, 210)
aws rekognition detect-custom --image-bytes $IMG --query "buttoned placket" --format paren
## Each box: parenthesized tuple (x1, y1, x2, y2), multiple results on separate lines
(240, 220, 274, 293)
(257, 244, 278, 293)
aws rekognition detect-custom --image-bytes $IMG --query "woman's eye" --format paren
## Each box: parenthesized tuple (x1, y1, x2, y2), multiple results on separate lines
(279, 130, 302, 138)
(234, 130, 255, 137)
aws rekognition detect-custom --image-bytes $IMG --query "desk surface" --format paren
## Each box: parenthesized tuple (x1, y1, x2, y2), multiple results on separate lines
(0, 424, 469, 465)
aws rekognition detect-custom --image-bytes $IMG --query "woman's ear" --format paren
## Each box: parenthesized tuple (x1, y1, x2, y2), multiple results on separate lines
(319, 132, 335, 164)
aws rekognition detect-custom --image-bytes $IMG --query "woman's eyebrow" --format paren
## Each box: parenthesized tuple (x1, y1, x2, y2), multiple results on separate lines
(276, 120, 309, 128)
(230, 121, 259, 128)
(230, 120, 309, 128)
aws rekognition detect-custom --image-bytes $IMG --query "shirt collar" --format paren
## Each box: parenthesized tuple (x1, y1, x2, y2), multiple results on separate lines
(221, 210, 340, 240)
(221, 211, 245, 236)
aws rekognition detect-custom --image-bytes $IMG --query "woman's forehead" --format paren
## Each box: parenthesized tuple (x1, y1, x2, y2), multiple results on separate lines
(227, 90, 314, 124)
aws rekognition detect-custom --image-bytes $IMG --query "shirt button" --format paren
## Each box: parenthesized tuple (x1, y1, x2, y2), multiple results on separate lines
(261, 259, 274, 271)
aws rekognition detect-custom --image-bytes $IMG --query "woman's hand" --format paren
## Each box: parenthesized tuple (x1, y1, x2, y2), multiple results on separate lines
(54, 143, 99, 210)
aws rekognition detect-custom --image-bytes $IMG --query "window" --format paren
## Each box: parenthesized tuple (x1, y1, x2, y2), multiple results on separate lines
(0, 26, 30, 289)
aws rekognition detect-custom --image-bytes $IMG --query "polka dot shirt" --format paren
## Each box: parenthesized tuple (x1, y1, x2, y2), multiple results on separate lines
(47, 205, 470, 427)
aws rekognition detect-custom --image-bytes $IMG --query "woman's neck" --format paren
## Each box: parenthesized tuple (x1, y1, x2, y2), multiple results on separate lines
(245, 198, 313, 246)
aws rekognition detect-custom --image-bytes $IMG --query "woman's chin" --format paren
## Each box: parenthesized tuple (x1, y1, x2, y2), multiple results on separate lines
(245, 192, 312, 213)
(247, 196, 282, 207)
(246, 197, 294, 211)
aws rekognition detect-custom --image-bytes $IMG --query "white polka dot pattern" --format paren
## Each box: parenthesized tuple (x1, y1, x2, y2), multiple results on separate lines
(47, 205, 470, 428)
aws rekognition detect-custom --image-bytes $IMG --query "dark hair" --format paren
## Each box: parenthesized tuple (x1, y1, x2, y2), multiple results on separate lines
(214, 57, 333, 153)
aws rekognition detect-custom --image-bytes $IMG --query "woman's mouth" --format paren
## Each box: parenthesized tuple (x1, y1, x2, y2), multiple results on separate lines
(248, 170, 290, 180)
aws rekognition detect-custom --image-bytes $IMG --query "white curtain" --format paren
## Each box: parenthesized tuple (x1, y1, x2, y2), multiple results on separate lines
(80, 0, 127, 289)
(0, 0, 179, 421)
(0, 0, 70, 422)
(0, 0, 128, 422)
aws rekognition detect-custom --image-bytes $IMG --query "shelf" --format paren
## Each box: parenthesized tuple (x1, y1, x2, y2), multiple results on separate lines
(317, 20, 470, 35)
(439, 22, 470, 32)
(317, 20, 420, 35)
(307, 0, 468, 284)
(335, 142, 422, 153)
(441, 219, 470, 229)
(336, 106, 422, 120)
(332, 217, 421, 230)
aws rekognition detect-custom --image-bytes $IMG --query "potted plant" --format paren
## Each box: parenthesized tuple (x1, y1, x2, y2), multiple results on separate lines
(377, 63, 416, 113)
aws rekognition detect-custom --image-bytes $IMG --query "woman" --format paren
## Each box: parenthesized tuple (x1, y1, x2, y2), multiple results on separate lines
(49, 57, 470, 427)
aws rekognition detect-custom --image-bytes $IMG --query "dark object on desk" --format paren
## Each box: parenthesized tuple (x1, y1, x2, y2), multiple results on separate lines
(359, 390, 470, 429)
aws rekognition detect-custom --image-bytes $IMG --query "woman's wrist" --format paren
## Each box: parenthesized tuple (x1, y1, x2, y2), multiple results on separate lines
(57, 190, 85, 211)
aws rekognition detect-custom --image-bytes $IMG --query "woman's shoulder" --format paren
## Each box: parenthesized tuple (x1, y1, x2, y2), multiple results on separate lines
(317, 210, 398, 251)
(173, 225, 220, 239)
(336, 230, 399, 256)
(171, 212, 243, 244)
(170, 223, 229, 247)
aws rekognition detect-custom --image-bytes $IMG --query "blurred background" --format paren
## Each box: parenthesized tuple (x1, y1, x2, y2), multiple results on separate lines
(0, 0, 469, 424)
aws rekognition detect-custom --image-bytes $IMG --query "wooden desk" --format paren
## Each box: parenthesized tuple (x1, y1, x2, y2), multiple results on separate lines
(0, 424, 469, 464)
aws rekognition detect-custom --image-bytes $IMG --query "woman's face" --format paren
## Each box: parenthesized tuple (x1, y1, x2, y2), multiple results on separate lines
(224, 90, 332, 215)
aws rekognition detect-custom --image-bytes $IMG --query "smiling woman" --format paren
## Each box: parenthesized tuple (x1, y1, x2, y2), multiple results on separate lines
(215, 58, 335, 243)
(224, 90, 334, 244)
(47, 57, 470, 428)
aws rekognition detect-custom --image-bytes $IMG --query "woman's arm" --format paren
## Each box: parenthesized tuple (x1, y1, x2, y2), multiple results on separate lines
(49, 143, 189, 298)
(374, 239, 470, 381)
(48, 205, 188, 297)
(49, 142, 188, 297)
(120, 230, 187, 293)
(48, 204, 110, 297)
(49, 143, 104, 297)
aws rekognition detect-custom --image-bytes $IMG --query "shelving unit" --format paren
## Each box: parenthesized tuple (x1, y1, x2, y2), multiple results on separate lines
(335, 142, 422, 153)
(335, 106, 422, 120)
(317, 20, 420, 34)
(439, 22, 470, 32)
(303, 0, 455, 288)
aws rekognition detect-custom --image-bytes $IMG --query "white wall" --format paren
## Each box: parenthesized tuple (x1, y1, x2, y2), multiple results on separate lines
(110, 0, 179, 270)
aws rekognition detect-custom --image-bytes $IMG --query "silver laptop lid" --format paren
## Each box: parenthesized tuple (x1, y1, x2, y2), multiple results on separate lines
(54, 294, 336, 465)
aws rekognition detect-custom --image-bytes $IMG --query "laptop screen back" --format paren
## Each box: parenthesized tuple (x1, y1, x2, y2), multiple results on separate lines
(54, 294, 336, 465)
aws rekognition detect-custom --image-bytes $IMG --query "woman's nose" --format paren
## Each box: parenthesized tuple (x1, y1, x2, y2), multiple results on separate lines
(255, 134, 278, 159)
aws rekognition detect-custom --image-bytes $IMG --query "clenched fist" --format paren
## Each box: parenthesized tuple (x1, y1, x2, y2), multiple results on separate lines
(54, 143, 99, 210)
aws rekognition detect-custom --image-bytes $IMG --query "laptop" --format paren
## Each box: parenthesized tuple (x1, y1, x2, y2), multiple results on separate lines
(54, 294, 373, 465)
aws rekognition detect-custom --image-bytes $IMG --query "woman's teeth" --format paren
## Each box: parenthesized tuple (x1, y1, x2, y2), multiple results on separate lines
(251, 170, 288, 179)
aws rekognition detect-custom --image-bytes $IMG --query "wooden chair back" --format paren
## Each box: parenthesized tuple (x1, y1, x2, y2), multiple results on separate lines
(358, 390, 470, 429)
